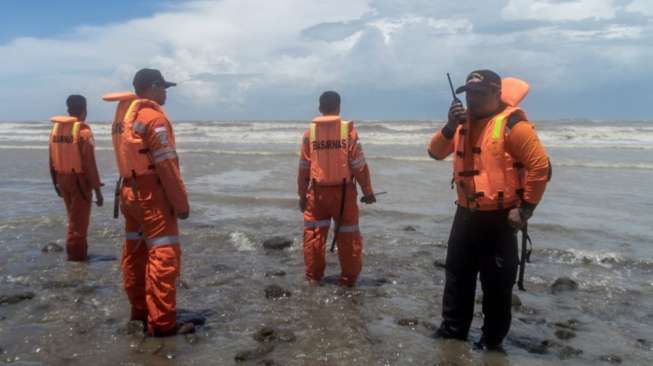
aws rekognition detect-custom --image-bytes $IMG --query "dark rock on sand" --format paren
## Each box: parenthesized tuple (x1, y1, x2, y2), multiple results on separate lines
(185, 333, 199, 345)
(253, 327, 296, 343)
(263, 237, 292, 250)
(235, 344, 274, 362)
(265, 285, 291, 299)
(402, 225, 417, 232)
(42, 280, 80, 289)
(554, 319, 580, 330)
(509, 336, 553, 354)
(636, 338, 651, 350)
(0, 291, 35, 305)
(599, 354, 623, 364)
(177, 309, 208, 326)
(433, 259, 446, 269)
(42, 242, 64, 253)
(421, 321, 438, 331)
(558, 345, 583, 359)
(551, 277, 578, 293)
(397, 318, 419, 327)
(75, 285, 100, 295)
(265, 271, 287, 277)
(257, 360, 281, 366)
(554, 329, 576, 340)
(518, 317, 546, 325)
(117, 320, 145, 336)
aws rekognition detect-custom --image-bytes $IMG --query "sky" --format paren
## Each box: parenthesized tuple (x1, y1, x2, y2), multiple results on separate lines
(1, 0, 652, 121)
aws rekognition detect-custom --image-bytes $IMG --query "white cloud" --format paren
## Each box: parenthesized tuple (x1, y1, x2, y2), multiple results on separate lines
(626, 0, 653, 16)
(502, 0, 618, 21)
(0, 0, 652, 120)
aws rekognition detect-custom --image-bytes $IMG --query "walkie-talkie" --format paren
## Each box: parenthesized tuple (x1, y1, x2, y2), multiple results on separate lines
(447, 72, 461, 105)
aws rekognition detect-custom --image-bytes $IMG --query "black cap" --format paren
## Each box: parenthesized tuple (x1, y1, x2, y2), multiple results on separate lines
(455, 70, 501, 94)
(132, 68, 177, 91)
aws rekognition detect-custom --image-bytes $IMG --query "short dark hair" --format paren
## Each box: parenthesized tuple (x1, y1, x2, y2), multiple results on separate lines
(66, 95, 87, 117)
(319, 91, 340, 114)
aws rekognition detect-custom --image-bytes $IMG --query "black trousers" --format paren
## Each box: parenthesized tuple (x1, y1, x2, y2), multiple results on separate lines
(438, 205, 519, 345)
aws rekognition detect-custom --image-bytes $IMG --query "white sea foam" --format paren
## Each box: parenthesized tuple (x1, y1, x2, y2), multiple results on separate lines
(2, 120, 652, 149)
(229, 231, 256, 251)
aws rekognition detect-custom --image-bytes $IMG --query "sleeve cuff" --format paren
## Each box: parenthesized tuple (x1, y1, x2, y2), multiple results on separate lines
(441, 125, 455, 140)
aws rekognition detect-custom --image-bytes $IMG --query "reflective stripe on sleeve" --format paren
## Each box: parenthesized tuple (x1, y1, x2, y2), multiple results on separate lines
(304, 219, 331, 228)
(153, 147, 178, 163)
(338, 224, 359, 233)
(350, 158, 366, 169)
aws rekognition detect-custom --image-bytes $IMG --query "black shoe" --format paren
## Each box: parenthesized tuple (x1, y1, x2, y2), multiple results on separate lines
(473, 338, 506, 353)
(432, 327, 467, 341)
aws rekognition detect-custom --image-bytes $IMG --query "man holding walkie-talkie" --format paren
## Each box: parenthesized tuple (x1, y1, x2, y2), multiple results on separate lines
(428, 70, 551, 351)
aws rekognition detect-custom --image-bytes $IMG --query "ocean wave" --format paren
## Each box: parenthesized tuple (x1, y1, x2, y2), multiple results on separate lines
(228, 231, 256, 251)
(539, 247, 653, 270)
(2, 120, 652, 149)
(554, 160, 653, 171)
(1, 144, 651, 171)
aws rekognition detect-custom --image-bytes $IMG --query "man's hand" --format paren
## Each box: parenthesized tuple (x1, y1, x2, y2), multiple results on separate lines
(177, 211, 189, 220)
(507, 208, 523, 229)
(508, 207, 533, 229)
(299, 195, 307, 212)
(447, 100, 467, 129)
(360, 194, 376, 204)
(95, 189, 104, 207)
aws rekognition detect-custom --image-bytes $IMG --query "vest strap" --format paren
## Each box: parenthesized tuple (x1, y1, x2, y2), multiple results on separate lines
(458, 170, 480, 177)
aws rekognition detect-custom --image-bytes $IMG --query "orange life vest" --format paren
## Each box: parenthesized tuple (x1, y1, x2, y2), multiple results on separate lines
(452, 78, 530, 210)
(103, 92, 164, 178)
(308, 116, 352, 185)
(49, 116, 83, 173)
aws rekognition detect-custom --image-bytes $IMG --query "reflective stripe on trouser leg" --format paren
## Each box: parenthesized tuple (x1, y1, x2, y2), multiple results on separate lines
(146, 244, 180, 334)
(146, 235, 180, 248)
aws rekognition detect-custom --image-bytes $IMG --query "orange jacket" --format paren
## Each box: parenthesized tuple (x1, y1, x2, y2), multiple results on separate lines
(298, 115, 373, 197)
(104, 92, 189, 214)
(49, 116, 102, 190)
(428, 78, 549, 209)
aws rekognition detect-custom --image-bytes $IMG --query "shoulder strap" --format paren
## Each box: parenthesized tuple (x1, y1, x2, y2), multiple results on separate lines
(71, 122, 81, 141)
(309, 122, 317, 143)
(340, 121, 350, 140)
(51, 123, 60, 137)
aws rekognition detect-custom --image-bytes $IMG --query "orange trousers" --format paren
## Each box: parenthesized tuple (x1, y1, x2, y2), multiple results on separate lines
(303, 183, 362, 286)
(120, 177, 181, 335)
(58, 174, 91, 261)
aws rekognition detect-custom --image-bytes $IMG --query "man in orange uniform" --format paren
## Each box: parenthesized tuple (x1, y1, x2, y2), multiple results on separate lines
(298, 91, 376, 287)
(105, 69, 192, 336)
(428, 70, 551, 351)
(49, 95, 103, 261)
